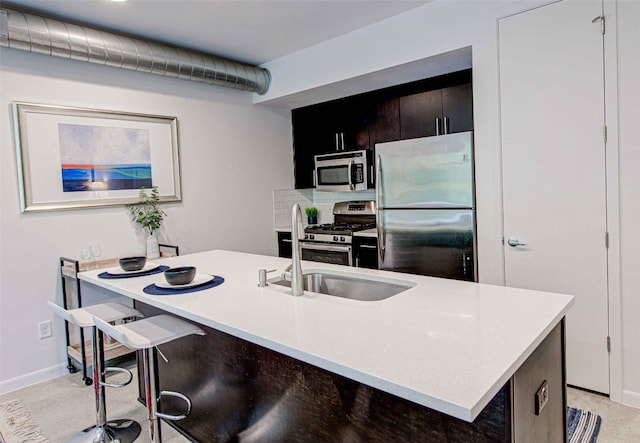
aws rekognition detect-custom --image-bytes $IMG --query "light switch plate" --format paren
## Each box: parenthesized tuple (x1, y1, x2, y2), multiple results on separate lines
(535, 379, 549, 415)
(39, 320, 52, 339)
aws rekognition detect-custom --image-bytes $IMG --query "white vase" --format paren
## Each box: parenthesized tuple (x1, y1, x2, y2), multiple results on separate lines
(146, 234, 160, 259)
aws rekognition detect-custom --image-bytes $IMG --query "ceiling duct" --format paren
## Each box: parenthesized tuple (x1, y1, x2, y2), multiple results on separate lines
(0, 7, 270, 94)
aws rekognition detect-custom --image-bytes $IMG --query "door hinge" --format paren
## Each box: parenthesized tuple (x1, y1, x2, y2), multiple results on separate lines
(605, 232, 609, 249)
(592, 15, 605, 34)
(603, 125, 608, 143)
(607, 336, 611, 353)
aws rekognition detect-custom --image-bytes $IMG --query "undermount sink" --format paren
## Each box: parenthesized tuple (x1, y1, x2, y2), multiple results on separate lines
(271, 270, 415, 301)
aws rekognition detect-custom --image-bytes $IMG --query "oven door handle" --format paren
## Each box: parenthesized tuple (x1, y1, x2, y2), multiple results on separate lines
(301, 242, 352, 253)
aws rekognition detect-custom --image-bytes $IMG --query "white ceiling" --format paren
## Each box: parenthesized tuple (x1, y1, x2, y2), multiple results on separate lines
(4, 0, 431, 66)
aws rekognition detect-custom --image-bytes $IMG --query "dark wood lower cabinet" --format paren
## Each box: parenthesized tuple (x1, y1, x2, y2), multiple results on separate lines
(353, 236, 378, 269)
(135, 302, 564, 442)
(277, 232, 292, 259)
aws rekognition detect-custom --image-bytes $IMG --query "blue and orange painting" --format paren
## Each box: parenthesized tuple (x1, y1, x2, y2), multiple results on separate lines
(59, 123, 152, 192)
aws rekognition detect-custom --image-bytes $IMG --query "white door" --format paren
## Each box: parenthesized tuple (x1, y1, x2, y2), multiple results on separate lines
(499, 0, 609, 394)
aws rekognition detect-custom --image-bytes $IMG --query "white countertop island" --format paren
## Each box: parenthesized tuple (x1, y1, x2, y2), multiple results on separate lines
(79, 249, 573, 423)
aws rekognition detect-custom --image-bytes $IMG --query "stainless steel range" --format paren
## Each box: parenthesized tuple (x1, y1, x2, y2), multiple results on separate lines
(301, 201, 376, 266)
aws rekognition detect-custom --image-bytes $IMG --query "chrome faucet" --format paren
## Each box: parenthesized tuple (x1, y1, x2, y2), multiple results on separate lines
(281, 204, 304, 296)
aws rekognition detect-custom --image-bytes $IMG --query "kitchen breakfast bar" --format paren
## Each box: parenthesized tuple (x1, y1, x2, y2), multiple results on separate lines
(79, 250, 574, 442)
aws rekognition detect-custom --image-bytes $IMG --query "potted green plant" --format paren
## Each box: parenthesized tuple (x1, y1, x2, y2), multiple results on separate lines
(126, 186, 166, 259)
(305, 207, 318, 225)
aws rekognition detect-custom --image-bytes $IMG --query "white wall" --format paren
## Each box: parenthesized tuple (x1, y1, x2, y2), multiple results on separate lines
(0, 48, 293, 392)
(258, 0, 640, 408)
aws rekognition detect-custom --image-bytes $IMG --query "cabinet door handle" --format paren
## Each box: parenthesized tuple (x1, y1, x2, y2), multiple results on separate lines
(340, 132, 345, 151)
(282, 239, 293, 243)
(435, 117, 441, 136)
(443, 117, 449, 135)
(335, 133, 340, 151)
(358, 244, 377, 249)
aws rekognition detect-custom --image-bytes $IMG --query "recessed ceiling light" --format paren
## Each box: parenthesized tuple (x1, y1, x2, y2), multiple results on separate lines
(109, 0, 128, 3)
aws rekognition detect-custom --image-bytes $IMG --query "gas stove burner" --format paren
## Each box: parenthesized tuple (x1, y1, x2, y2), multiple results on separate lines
(305, 222, 375, 236)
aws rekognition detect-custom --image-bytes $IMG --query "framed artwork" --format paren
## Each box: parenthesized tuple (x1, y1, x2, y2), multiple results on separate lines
(12, 102, 181, 212)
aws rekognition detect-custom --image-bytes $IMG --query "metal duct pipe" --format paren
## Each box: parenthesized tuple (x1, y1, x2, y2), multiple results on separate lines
(0, 7, 270, 94)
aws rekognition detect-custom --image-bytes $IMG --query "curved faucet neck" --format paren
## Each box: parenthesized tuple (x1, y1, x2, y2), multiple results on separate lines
(290, 204, 304, 296)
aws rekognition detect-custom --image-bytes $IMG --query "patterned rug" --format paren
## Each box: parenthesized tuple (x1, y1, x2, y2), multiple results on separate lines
(0, 400, 49, 443)
(568, 406, 602, 443)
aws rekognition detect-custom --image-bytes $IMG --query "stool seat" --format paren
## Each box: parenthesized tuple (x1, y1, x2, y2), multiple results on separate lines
(48, 301, 142, 328)
(93, 314, 205, 350)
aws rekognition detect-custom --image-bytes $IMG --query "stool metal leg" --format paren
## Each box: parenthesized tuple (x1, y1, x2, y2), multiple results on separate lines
(69, 327, 141, 443)
(143, 347, 162, 443)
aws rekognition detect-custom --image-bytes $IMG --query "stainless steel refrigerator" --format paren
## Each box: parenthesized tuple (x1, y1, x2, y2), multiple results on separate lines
(375, 131, 476, 281)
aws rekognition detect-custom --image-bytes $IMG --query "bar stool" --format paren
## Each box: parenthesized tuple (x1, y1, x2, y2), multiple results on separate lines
(47, 301, 143, 443)
(93, 314, 205, 443)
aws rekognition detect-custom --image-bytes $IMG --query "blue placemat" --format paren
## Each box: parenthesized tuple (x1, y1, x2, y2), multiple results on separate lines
(143, 275, 224, 295)
(98, 265, 170, 279)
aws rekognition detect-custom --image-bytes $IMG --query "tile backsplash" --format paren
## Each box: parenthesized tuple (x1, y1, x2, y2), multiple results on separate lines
(273, 189, 375, 230)
(273, 189, 313, 230)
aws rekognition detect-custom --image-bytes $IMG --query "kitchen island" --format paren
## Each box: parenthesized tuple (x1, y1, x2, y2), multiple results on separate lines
(79, 250, 573, 442)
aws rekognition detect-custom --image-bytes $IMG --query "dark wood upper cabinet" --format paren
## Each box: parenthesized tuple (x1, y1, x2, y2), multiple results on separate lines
(292, 107, 320, 189)
(370, 98, 400, 146)
(291, 70, 473, 189)
(442, 83, 474, 134)
(399, 89, 443, 139)
(329, 102, 372, 152)
(399, 83, 473, 140)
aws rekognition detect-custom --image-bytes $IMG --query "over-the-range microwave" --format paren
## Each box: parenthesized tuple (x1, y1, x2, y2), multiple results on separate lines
(314, 150, 369, 192)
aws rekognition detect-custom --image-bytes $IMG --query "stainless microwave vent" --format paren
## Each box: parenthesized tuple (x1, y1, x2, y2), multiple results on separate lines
(0, 7, 270, 95)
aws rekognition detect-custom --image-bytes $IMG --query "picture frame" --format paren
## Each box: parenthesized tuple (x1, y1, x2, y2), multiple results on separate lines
(12, 102, 181, 212)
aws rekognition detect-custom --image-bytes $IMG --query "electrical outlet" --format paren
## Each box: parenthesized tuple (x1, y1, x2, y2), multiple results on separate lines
(535, 380, 549, 415)
(38, 320, 52, 339)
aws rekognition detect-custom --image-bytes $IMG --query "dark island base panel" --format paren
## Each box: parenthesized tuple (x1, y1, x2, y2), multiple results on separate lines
(135, 302, 512, 442)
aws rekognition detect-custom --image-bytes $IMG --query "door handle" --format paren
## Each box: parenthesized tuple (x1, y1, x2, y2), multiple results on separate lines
(507, 237, 527, 247)
(376, 155, 386, 261)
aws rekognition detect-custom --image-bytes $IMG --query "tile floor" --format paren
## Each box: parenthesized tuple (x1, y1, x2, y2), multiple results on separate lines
(1, 370, 639, 442)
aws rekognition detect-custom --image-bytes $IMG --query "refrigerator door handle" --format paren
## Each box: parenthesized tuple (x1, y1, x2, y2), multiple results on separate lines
(435, 117, 441, 136)
(376, 155, 386, 261)
(443, 117, 449, 135)
(377, 219, 386, 262)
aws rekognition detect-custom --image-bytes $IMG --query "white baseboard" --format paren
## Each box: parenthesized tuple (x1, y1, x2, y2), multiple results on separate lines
(0, 363, 68, 396)
(622, 389, 640, 409)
